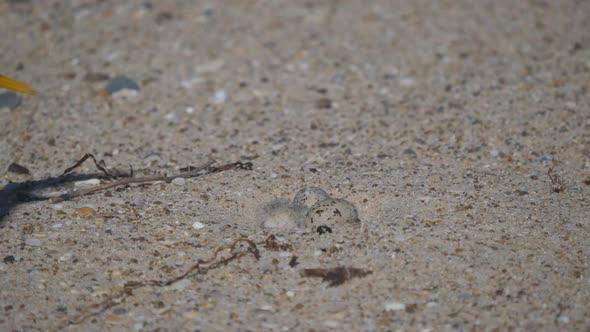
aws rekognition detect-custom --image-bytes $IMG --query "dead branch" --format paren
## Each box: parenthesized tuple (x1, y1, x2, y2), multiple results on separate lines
(62, 153, 122, 179)
(57, 235, 286, 329)
(50, 159, 253, 203)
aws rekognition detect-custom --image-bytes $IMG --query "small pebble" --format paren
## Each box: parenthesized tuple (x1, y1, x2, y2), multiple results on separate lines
(0, 92, 21, 110)
(400, 77, 416, 87)
(305, 198, 360, 232)
(384, 302, 406, 312)
(78, 206, 96, 217)
(293, 186, 331, 210)
(556, 314, 569, 324)
(59, 252, 73, 261)
(105, 76, 140, 94)
(257, 200, 306, 231)
(194, 59, 225, 74)
(183, 310, 200, 320)
(210, 89, 227, 104)
(3, 255, 16, 264)
(113, 308, 127, 315)
(192, 221, 205, 229)
(171, 177, 186, 186)
(131, 199, 146, 206)
(25, 238, 42, 247)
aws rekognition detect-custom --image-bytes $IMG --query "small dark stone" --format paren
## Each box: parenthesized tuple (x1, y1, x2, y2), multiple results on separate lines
(0, 92, 21, 110)
(316, 98, 332, 109)
(7, 162, 30, 175)
(583, 179, 590, 186)
(105, 76, 140, 94)
(403, 148, 417, 158)
(113, 308, 127, 315)
(514, 190, 529, 196)
(3, 255, 15, 264)
(155, 11, 173, 24)
(317, 225, 332, 235)
(288, 256, 299, 268)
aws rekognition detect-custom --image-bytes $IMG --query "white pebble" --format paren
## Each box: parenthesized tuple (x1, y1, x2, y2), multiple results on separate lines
(384, 302, 406, 312)
(59, 252, 73, 261)
(25, 238, 42, 247)
(194, 59, 225, 74)
(556, 314, 569, 324)
(292, 186, 331, 210)
(192, 221, 205, 229)
(257, 200, 306, 231)
(171, 177, 186, 186)
(305, 198, 360, 231)
(400, 77, 416, 87)
(164, 112, 176, 121)
(210, 90, 227, 104)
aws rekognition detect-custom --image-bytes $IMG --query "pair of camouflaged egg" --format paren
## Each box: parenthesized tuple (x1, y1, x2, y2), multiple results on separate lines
(257, 186, 360, 233)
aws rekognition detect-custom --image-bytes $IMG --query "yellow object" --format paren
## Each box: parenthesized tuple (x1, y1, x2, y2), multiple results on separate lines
(0, 74, 34, 95)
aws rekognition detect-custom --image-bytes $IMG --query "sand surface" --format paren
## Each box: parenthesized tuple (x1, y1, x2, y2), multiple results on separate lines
(1, 1, 589, 331)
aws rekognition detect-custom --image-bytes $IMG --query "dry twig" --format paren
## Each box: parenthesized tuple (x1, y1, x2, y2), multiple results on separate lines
(58, 235, 286, 328)
(50, 159, 253, 203)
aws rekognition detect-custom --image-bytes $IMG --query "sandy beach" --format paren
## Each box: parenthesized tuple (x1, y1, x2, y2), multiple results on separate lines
(1, 1, 589, 331)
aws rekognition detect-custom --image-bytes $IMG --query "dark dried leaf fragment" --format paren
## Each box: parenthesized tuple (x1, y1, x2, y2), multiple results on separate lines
(7, 162, 30, 175)
(288, 256, 299, 268)
(263, 235, 293, 251)
(301, 266, 373, 287)
(548, 167, 567, 193)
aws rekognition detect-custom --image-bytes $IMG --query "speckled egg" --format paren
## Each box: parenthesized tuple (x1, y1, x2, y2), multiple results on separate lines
(257, 200, 307, 231)
(305, 198, 360, 232)
(292, 186, 331, 210)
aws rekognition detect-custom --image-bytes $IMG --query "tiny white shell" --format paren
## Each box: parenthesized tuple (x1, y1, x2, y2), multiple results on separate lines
(305, 198, 360, 231)
(292, 186, 331, 210)
(257, 200, 307, 231)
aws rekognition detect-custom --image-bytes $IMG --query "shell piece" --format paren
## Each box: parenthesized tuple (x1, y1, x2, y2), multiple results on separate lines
(293, 186, 331, 210)
(305, 198, 360, 231)
(257, 199, 307, 231)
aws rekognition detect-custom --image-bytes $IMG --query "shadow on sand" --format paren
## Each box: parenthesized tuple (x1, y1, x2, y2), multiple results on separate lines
(0, 173, 101, 224)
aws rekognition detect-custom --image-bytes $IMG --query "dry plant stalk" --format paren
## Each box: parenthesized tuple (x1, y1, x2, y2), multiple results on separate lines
(51, 155, 252, 203)
(58, 235, 288, 329)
